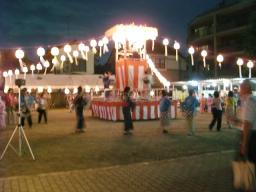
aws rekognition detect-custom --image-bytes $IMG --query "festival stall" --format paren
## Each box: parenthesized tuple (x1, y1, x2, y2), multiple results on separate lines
(90, 24, 177, 120)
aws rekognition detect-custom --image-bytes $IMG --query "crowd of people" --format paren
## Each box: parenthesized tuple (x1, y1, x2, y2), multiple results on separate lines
(0, 88, 51, 129)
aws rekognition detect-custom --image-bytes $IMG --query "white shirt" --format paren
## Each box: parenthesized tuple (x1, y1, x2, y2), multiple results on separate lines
(242, 95, 256, 130)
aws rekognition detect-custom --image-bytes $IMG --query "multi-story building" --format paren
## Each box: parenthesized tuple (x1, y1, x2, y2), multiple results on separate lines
(187, 0, 256, 78)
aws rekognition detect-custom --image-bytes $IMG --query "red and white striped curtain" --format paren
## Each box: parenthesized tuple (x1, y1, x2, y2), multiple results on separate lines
(116, 59, 147, 91)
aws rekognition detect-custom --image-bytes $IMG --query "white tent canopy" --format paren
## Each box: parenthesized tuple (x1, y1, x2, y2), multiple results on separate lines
(4, 74, 104, 91)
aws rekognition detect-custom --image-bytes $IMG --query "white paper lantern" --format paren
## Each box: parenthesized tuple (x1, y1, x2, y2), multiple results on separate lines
(162, 38, 169, 56)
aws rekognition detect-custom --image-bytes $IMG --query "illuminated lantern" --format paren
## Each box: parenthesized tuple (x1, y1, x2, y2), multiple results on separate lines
(64, 88, 70, 95)
(216, 54, 224, 68)
(236, 58, 244, 78)
(188, 46, 195, 66)
(162, 38, 169, 56)
(15, 49, 25, 69)
(85, 85, 91, 93)
(38, 86, 43, 93)
(37, 47, 46, 64)
(150, 90, 155, 97)
(72, 50, 79, 65)
(90, 39, 97, 54)
(36, 63, 43, 73)
(2, 71, 8, 78)
(51, 47, 60, 70)
(173, 41, 180, 61)
(14, 69, 20, 79)
(22, 66, 28, 79)
(78, 43, 86, 60)
(95, 86, 100, 93)
(247, 60, 254, 78)
(51, 57, 59, 71)
(64, 44, 73, 63)
(47, 86, 52, 93)
(30, 64, 35, 76)
(60, 55, 66, 71)
(102, 37, 109, 54)
(98, 40, 103, 57)
(43, 61, 50, 75)
(201, 50, 207, 68)
(7, 70, 13, 83)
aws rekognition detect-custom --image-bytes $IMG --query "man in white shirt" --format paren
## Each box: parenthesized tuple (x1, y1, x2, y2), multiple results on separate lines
(239, 79, 256, 163)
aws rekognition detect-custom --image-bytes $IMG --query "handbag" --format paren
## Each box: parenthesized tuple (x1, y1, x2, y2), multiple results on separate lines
(232, 159, 256, 190)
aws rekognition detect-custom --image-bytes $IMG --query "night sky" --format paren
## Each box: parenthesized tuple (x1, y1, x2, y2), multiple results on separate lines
(0, 0, 220, 50)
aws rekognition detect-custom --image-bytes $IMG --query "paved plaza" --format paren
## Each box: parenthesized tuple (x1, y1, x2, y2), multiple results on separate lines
(0, 109, 238, 192)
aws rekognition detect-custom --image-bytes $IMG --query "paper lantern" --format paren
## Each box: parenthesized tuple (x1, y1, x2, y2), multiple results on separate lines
(64, 44, 73, 63)
(162, 38, 169, 56)
(188, 46, 195, 66)
(201, 50, 207, 68)
(236, 58, 244, 78)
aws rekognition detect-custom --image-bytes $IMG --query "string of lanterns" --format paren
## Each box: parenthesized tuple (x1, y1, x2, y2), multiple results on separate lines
(1, 25, 256, 90)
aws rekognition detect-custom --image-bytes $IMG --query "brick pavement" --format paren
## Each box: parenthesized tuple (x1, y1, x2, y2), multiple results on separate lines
(0, 151, 234, 192)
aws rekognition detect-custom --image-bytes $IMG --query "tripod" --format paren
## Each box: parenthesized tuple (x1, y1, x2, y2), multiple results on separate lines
(0, 86, 35, 160)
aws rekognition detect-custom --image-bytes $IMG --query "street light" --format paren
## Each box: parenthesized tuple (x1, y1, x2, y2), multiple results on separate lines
(236, 58, 244, 78)
(247, 60, 254, 78)
(188, 46, 195, 66)
(201, 50, 207, 68)
(217, 54, 224, 68)
(173, 41, 180, 61)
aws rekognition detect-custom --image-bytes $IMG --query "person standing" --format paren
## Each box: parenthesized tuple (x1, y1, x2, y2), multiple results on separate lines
(37, 93, 48, 124)
(199, 93, 207, 113)
(238, 80, 256, 163)
(73, 86, 87, 133)
(20, 88, 32, 128)
(209, 91, 223, 131)
(225, 91, 236, 129)
(182, 89, 199, 136)
(122, 86, 135, 135)
(5, 88, 17, 125)
(159, 90, 171, 134)
(207, 94, 213, 113)
(0, 96, 6, 129)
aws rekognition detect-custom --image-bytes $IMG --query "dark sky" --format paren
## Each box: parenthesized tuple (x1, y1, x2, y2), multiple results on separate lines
(0, 0, 220, 49)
